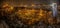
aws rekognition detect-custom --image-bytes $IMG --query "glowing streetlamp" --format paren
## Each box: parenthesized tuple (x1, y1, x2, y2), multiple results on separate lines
(50, 3, 57, 17)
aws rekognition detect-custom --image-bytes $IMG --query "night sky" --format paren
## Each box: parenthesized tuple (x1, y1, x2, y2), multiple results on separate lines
(0, 0, 59, 7)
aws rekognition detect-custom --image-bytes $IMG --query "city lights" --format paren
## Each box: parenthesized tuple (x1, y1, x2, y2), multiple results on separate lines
(0, 0, 59, 28)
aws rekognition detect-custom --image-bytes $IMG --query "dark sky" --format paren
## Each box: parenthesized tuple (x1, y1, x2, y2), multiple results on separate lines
(0, 0, 59, 7)
(1, 0, 50, 4)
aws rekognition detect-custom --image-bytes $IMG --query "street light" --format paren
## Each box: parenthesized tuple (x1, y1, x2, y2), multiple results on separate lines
(50, 3, 57, 17)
